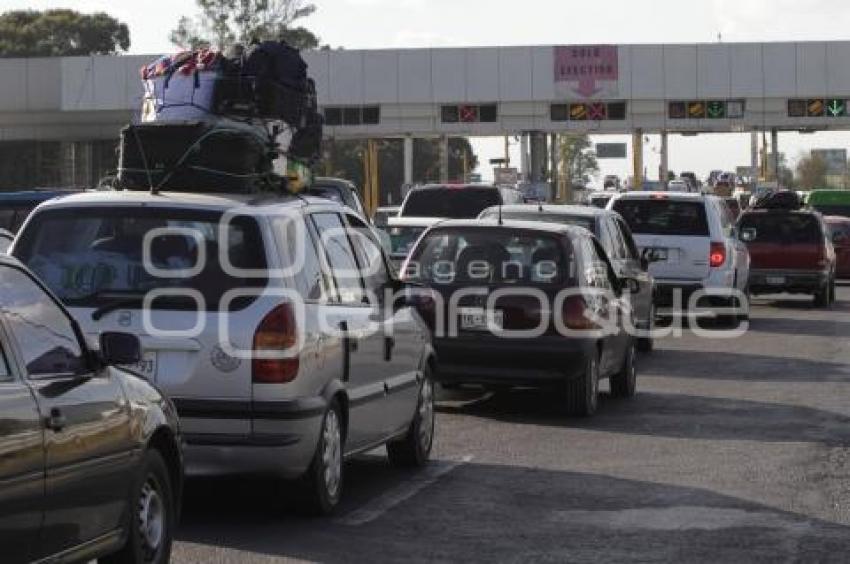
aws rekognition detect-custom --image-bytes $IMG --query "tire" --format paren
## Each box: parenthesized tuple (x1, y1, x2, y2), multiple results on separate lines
(296, 400, 344, 516)
(814, 282, 831, 308)
(388, 367, 435, 468)
(565, 352, 600, 417)
(637, 306, 655, 353)
(611, 341, 637, 398)
(102, 450, 175, 564)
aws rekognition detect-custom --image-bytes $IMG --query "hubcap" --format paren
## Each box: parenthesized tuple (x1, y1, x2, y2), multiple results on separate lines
(322, 410, 342, 498)
(418, 378, 435, 452)
(138, 478, 164, 559)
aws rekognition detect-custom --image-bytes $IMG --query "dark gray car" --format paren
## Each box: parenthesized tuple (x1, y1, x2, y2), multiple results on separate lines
(480, 205, 657, 352)
(0, 257, 183, 564)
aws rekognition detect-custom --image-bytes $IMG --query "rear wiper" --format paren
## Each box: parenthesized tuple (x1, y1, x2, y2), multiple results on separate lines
(90, 293, 147, 321)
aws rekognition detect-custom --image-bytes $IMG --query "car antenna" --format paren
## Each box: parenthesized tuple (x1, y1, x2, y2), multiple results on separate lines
(498, 204, 503, 226)
(538, 201, 544, 213)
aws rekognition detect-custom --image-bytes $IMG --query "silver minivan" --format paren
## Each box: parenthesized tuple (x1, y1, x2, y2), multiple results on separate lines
(13, 190, 436, 515)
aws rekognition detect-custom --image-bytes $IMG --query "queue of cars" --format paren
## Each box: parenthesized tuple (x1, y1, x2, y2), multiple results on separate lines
(1, 177, 848, 563)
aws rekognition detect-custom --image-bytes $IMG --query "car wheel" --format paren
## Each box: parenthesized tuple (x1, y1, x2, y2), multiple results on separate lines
(388, 367, 435, 468)
(102, 450, 174, 564)
(814, 282, 831, 308)
(637, 306, 655, 353)
(611, 340, 637, 398)
(565, 352, 599, 417)
(297, 400, 344, 516)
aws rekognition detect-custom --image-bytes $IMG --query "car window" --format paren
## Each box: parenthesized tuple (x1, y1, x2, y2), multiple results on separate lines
(581, 237, 613, 291)
(0, 342, 11, 381)
(613, 199, 710, 236)
(407, 227, 575, 286)
(278, 216, 329, 302)
(310, 213, 365, 304)
(0, 265, 86, 377)
(615, 218, 640, 260)
(402, 188, 502, 219)
(602, 219, 627, 260)
(15, 207, 268, 312)
(346, 214, 390, 298)
(739, 213, 822, 244)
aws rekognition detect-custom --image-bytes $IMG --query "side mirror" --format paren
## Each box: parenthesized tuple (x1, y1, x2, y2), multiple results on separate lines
(100, 332, 141, 366)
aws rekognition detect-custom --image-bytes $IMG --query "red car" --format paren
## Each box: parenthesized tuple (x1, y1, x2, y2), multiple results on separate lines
(738, 209, 836, 307)
(826, 216, 850, 279)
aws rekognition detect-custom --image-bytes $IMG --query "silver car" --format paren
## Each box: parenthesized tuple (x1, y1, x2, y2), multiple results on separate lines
(13, 190, 436, 515)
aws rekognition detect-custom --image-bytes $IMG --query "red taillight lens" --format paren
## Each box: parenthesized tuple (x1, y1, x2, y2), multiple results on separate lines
(252, 304, 299, 384)
(562, 295, 599, 331)
(710, 242, 727, 268)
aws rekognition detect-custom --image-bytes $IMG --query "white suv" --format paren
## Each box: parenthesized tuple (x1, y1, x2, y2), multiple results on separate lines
(13, 190, 436, 515)
(608, 192, 750, 319)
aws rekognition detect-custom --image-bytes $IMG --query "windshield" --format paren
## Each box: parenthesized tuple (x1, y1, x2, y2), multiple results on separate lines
(386, 225, 429, 257)
(739, 213, 822, 244)
(0, 205, 38, 233)
(402, 188, 501, 219)
(613, 199, 709, 236)
(14, 207, 268, 311)
(406, 227, 574, 286)
(480, 211, 597, 234)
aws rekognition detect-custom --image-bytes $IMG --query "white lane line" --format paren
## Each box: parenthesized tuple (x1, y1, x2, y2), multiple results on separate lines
(336, 455, 473, 527)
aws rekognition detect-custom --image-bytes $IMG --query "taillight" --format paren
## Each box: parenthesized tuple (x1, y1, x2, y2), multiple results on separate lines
(710, 242, 727, 268)
(252, 304, 299, 384)
(562, 295, 599, 331)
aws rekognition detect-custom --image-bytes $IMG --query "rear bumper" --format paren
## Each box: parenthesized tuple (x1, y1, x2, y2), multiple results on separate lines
(748, 269, 829, 295)
(433, 336, 596, 387)
(175, 397, 325, 479)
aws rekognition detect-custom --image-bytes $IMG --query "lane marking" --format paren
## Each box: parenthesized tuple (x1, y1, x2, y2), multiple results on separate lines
(336, 455, 473, 526)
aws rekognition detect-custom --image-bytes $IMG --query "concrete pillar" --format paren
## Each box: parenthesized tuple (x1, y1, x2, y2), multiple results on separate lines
(550, 133, 559, 203)
(750, 131, 759, 190)
(632, 130, 644, 191)
(438, 135, 449, 183)
(520, 134, 530, 182)
(504, 136, 511, 168)
(659, 131, 669, 185)
(771, 128, 780, 183)
(529, 132, 547, 183)
(403, 136, 414, 186)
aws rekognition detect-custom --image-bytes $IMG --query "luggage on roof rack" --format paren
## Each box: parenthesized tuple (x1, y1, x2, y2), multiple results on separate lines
(140, 42, 311, 127)
(117, 122, 273, 193)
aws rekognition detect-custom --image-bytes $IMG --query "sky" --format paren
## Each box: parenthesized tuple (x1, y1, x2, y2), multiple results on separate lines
(4, 0, 850, 185)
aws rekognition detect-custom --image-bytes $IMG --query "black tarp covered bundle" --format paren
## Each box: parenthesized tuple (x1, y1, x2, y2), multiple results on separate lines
(118, 41, 323, 192)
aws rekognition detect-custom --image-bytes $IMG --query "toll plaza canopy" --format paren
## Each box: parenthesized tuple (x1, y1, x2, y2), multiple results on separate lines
(5, 42, 850, 141)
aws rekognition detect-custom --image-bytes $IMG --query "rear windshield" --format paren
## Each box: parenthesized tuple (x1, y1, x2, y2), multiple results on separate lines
(402, 188, 501, 219)
(406, 228, 574, 286)
(480, 211, 596, 234)
(811, 204, 850, 219)
(739, 213, 822, 244)
(386, 225, 428, 257)
(590, 196, 612, 209)
(14, 207, 268, 311)
(613, 199, 710, 236)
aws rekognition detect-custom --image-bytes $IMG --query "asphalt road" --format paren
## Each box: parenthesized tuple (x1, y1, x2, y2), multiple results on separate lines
(173, 286, 850, 563)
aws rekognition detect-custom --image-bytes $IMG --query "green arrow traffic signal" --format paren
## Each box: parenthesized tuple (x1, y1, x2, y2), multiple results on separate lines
(707, 101, 726, 119)
(827, 99, 846, 117)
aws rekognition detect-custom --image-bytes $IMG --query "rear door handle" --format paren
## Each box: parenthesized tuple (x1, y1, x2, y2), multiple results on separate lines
(45, 408, 66, 432)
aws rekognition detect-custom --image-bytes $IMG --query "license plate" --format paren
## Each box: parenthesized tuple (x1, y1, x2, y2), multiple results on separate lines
(460, 308, 504, 331)
(121, 351, 157, 380)
(766, 276, 786, 285)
